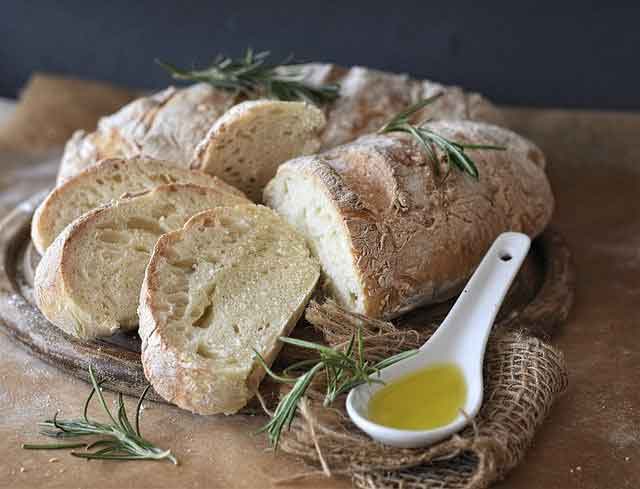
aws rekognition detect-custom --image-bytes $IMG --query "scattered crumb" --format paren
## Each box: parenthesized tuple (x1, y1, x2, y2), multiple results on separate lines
(59, 468, 65, 473)
(576, 466, 582, 472)
(625, 456, 630, 462)
(20, 467, 26, 473)
(49, 457, 59, 463)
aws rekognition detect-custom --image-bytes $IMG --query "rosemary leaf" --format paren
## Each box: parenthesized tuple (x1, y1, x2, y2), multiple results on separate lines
(378, 95, 507, 179)
(22, 442, 87, 450)
(255, 330, 417, 448)
(158, 48, 340, 105)
(23, 366, 177, 465)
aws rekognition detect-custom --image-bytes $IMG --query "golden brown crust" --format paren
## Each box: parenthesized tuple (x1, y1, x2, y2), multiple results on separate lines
(269, 120, 554, 318)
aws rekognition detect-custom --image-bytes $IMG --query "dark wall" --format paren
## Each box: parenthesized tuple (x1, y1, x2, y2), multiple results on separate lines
(1, 1, 637, 109)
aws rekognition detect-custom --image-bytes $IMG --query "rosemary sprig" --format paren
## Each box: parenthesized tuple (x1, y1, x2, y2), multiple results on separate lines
(157, 48, 340, 105)
(22, 366, 177, 464)
(378, 93, 506, 179)
(255, 329, 417, 448)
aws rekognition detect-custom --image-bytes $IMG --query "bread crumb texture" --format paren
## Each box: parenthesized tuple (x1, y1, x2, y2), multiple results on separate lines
(31, 156, 245, 254)
(139, 205, 320, 415)
(192, 100, 325, 201)
(34, 184, 248, 339)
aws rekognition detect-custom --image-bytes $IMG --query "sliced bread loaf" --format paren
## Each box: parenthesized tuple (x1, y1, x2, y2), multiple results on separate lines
(34, 184, 249, 339)
(264, 120, 554, 319)
(191, 100, 325, 201)
(32, 156, 245, 254)
(139, 205, 320, 415)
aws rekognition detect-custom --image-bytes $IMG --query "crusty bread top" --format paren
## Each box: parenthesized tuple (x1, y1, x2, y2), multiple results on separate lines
(139, 205, 320, 414)
(191, 100, 326, 201)
(32, 156, 246, 254)
(58, 85, 236, 184)
(296, 63, 504, 148)
(265, 120, 553, 318)
(57, 64, 503, 184)
(34, 183, 250, 339)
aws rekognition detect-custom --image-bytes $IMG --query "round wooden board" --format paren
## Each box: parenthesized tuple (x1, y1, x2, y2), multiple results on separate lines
(0, 193, 575, 402)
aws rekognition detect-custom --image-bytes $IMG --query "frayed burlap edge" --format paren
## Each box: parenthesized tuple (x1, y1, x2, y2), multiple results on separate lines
(275, 301, 568, 489)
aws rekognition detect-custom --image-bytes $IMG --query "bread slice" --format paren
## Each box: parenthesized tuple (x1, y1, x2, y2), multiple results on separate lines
(191, 100, 325, 201)
(32, 156, 246, 254)
(34, 184, 249, 339)
(264, 120, 554, 319)
(139, 205, 320, 415)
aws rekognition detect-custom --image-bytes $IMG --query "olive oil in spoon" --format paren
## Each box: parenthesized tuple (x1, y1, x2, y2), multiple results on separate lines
(347, 232, 531, 447)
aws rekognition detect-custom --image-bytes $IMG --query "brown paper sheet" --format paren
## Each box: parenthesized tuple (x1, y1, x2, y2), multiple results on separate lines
(0, 75, 638, 489)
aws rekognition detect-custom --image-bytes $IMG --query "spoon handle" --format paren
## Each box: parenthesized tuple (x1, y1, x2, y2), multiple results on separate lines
(422, 232, 531, 356)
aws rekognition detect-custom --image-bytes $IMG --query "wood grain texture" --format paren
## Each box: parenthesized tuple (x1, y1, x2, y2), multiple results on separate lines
(0, 194, 574, 403)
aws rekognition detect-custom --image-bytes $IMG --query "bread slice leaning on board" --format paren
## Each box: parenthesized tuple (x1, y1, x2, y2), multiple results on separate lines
(139, 205, 320, 415)
(31, 156, 245, 254)
(264, 120, 554, 319)
(34, 183, 249, 339)
(56, 64, 504, 195)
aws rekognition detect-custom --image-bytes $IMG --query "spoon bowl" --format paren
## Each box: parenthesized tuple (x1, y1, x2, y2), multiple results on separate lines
(346, 232, 531, 448)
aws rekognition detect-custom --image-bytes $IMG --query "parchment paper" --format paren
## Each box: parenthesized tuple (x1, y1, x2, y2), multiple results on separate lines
(0, 75, 638, 489)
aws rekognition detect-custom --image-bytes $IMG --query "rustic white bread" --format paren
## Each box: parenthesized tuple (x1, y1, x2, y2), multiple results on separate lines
(57, 64, 503, 184)
(32, 156, 246, 254)
(264, 120, 554, 318)
(191, 100, 325, 201)
(34, 184, 249, 339)
(58, 85, 236, 184)
(139, 205, 320, 415)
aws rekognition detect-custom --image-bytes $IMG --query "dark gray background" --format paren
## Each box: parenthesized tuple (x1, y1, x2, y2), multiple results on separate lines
(0, 1, 636, 109)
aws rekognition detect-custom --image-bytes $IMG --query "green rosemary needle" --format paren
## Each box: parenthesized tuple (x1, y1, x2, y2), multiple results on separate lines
(23, 366, 177, 464)
(255, 329, 417, 448)
(157, 48, 340, 105)
(378, 93, 507, 179)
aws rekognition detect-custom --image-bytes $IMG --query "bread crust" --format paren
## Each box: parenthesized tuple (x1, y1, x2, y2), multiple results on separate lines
(58, 85, 236, 184)
(139, 205, 320, 414)
(265, 120, 553, 318)
(57, 64, 503, 184)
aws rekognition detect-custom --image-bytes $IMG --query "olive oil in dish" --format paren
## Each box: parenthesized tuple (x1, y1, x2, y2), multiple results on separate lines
(367, 363, 466, 431)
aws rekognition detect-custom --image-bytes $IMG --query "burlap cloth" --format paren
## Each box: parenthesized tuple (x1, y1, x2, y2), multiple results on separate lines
(1, 74, 638, 489)
(273, 302, 567, 489)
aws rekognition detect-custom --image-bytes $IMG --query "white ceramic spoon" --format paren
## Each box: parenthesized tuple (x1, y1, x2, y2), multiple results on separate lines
(346, 232, 531, 448)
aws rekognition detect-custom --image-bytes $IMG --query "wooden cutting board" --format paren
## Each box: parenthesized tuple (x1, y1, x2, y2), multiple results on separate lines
(0, 191, 575, 402)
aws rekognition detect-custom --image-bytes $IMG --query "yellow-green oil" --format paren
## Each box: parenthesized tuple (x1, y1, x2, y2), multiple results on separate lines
(368, 363, 467, 430)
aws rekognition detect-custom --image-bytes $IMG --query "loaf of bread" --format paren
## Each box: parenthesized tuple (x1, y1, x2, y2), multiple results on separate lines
(57, 64, 503, 191)
(139, 205, 320, 415)
(34, 184, 249, 339)
(31, 156, 245, 254)
(264, 120, 554, 318)
(191, 100, 325, 201)
(58, 85, 236, 184)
